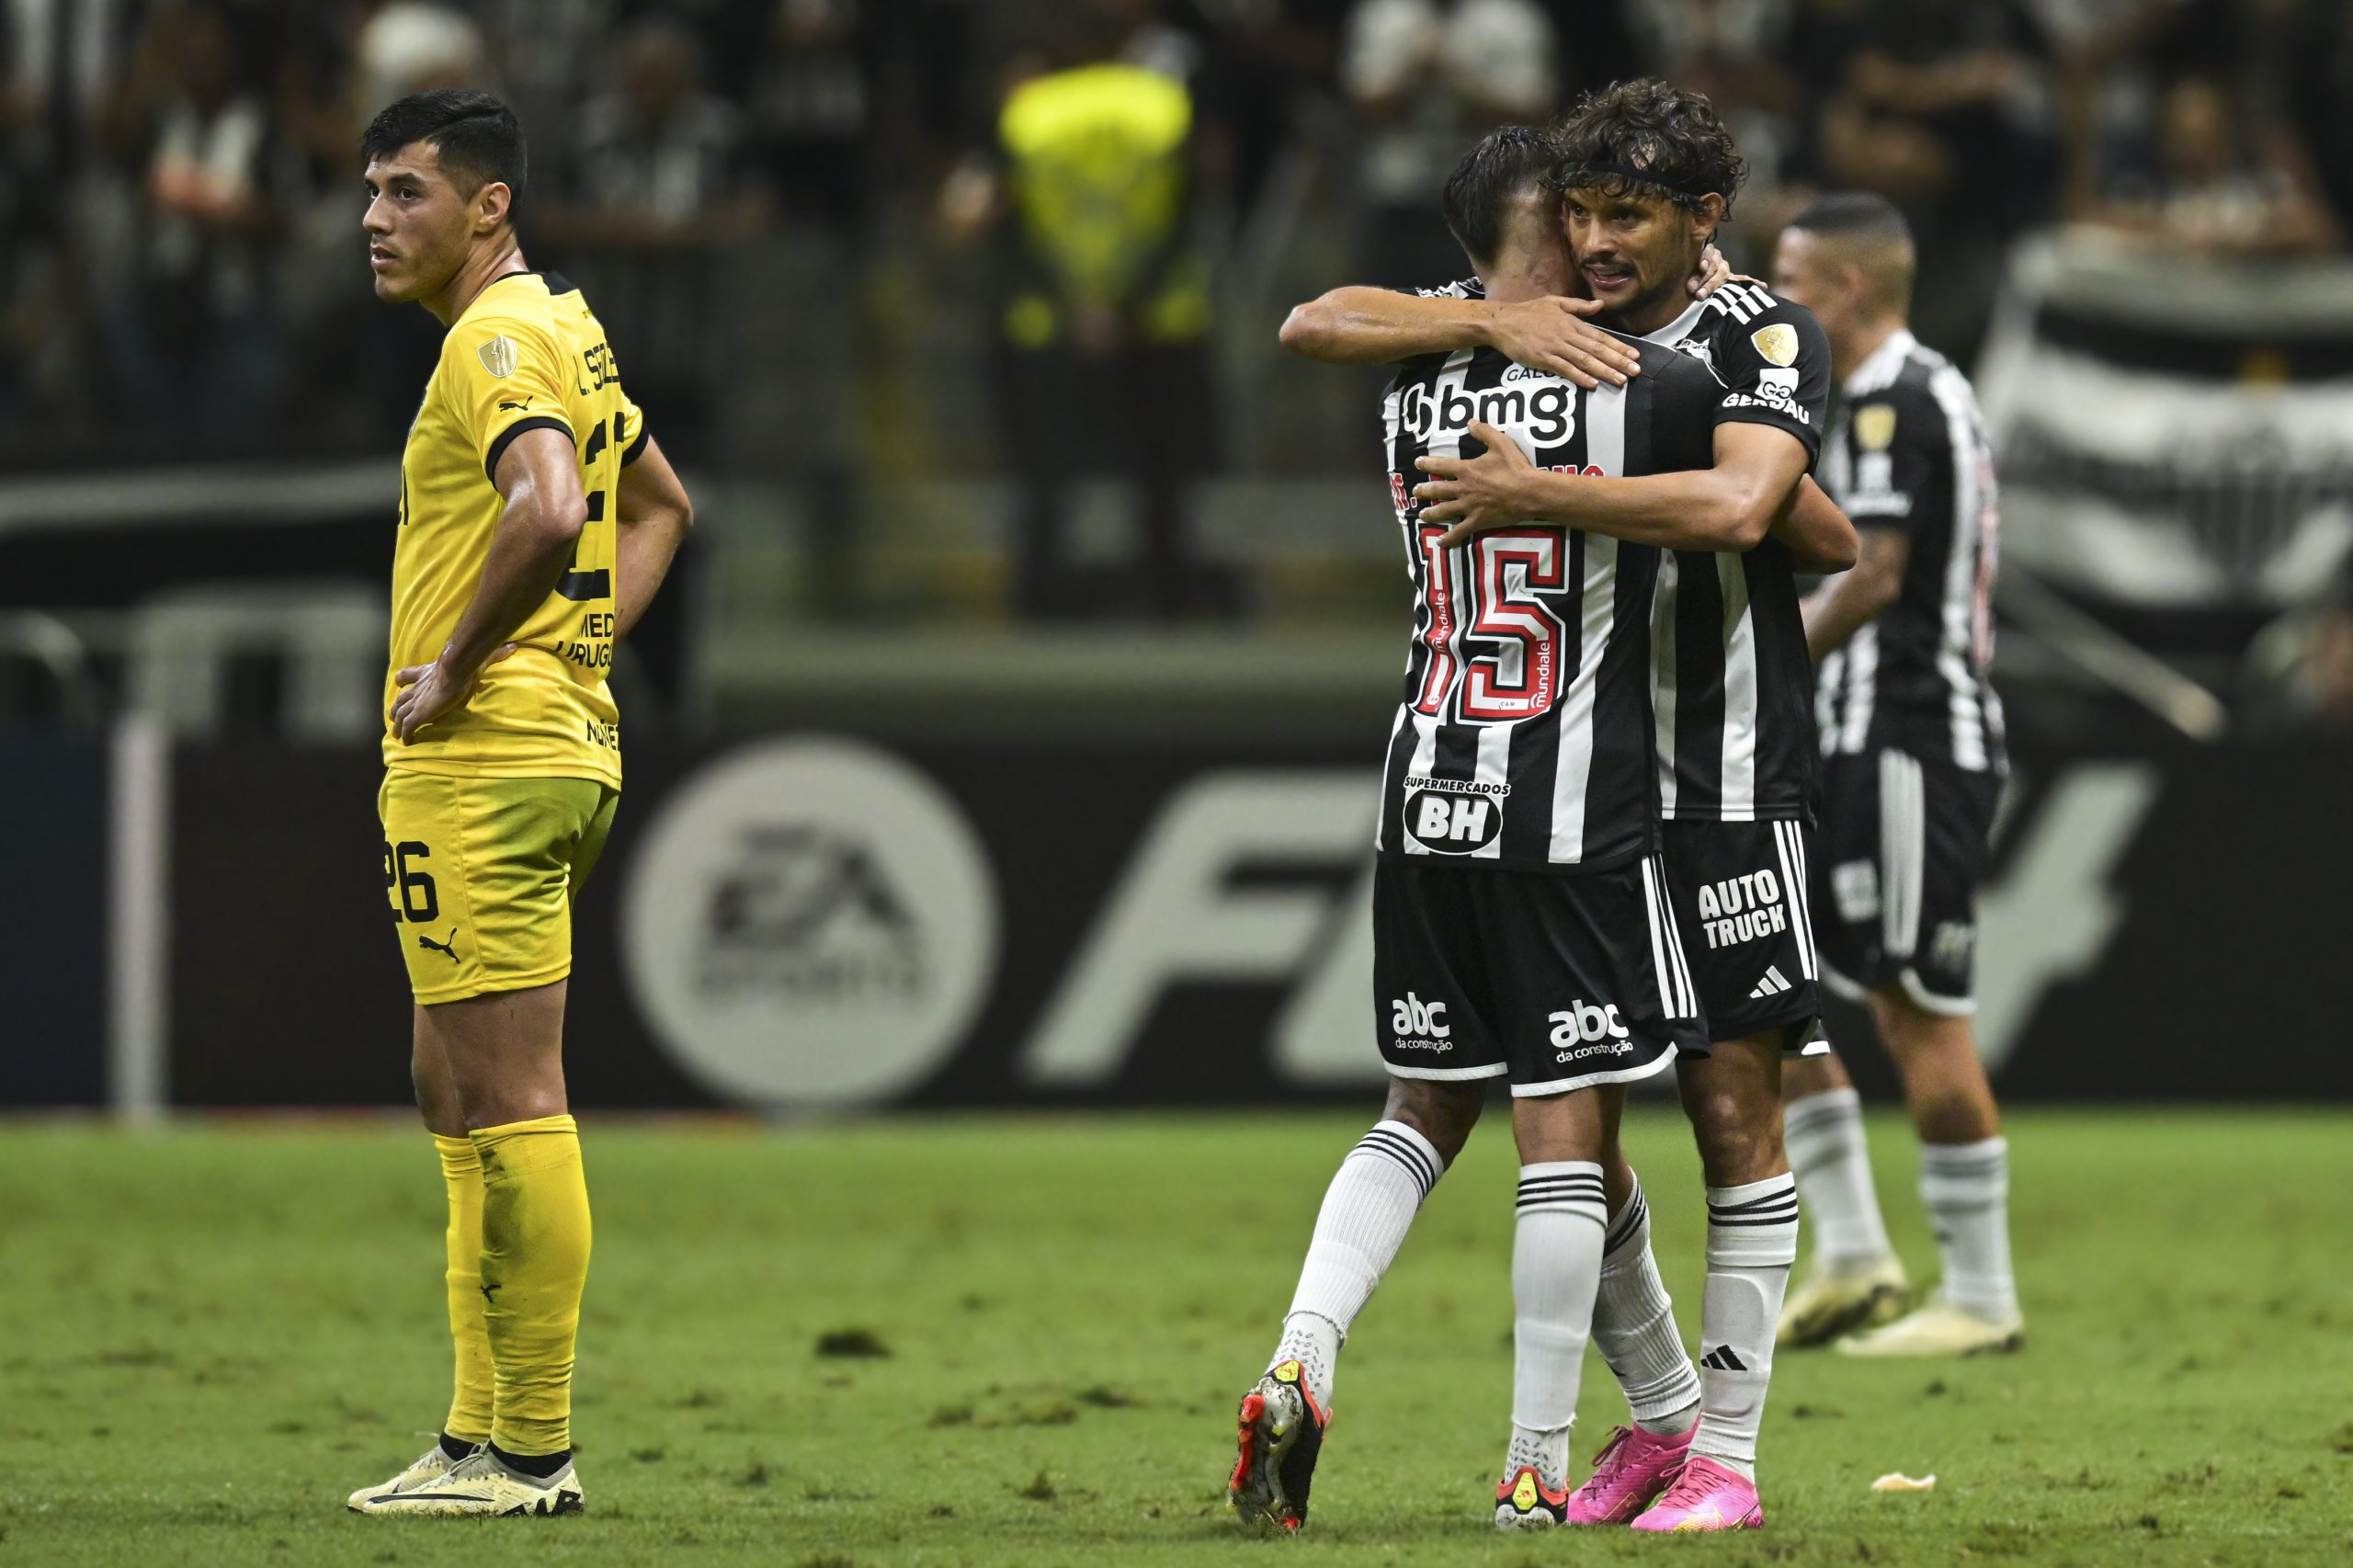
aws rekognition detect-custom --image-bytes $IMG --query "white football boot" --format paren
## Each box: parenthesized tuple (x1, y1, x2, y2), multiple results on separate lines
(1837, 1291, 2022, 1358)
(351, 1445, 584, 1517)
(345, 1440, 467, 1510)
(1777, 1255, 1910, 1348)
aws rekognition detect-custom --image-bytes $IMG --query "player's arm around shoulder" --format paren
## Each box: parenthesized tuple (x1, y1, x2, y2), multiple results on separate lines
(1278, 283, 1642, 390)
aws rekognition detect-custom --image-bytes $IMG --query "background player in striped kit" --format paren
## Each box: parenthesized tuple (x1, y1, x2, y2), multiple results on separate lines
(1770, 193, 2023, 1359)
(1411, 82, 1853, 1531)
(1230, 123, 1734, 1537)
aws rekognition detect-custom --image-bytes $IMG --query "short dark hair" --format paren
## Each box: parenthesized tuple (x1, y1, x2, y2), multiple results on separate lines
(1788, 190, 1915, 311)
(361, 90, 527, 213)
(1442, 123, 1560, 268)
(1789, 190, 1911, 248)
(1552, 78, 1745, 217)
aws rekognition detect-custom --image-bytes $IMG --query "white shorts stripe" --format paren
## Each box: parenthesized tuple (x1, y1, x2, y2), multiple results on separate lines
(1640, 857, 1679, 1018)
(1653, 853, 1700, 1019)
(1774, 820, 1819, 981)
(1879, 750, 1927, 960)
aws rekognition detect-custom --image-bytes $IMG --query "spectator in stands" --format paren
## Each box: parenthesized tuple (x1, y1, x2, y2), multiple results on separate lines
(939, 3, 1225, 621)
(1623, 0, 1804, 268)
(751, 0, 872, 231)
(537, 15, 771, 457)
(353, 2, 490, 110)
(1813, 0, 2055, 356)
(2066, 73, 2338, 255)
(98, 3, 290, 445)
(2285, 0, 2353, 243)
(1341, 0, 1556, 290)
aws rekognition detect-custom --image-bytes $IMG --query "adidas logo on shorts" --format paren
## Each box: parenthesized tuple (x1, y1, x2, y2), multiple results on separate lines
(1747, 965, 1793, 1000)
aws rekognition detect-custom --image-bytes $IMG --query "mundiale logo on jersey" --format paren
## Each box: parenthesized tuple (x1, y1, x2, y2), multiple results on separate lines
(1401, 367, 1575, 449)
(1403, 774, 1506, 854)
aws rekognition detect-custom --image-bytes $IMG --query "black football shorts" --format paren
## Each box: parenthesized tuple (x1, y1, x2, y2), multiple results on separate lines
(1657, 816, 1824, 1051)
(1372, 855, 1705, 1096)
(1814, 747, 2004, 1015)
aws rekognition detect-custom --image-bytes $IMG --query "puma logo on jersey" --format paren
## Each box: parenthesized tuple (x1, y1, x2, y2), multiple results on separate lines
(417, 928, 460, 962)
(498, 398, 533, 412)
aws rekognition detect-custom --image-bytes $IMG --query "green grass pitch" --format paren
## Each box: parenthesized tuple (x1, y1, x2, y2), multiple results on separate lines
(2, 1107, 2347, 1566)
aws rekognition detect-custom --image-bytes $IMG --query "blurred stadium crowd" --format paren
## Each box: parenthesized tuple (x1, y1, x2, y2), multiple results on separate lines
(4, 0, 2351, 713)
(3, 0, 2346, 466)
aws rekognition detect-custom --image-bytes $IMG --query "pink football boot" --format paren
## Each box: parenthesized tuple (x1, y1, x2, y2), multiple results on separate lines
(1562, 1424, 1695, 1525)
(1629, 1454, 1764, 1532)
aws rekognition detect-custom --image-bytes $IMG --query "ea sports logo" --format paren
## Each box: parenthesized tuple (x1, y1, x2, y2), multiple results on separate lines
(1548, 999, 1629, 1048)
(621, 737, 999, 1107)
(1391, 992, 1449, 1040)
(1404, 788, 1503, 854)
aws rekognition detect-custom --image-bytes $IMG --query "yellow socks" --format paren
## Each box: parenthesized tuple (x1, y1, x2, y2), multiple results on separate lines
(471, 1114, 593, 1459)
(433, 1134, 494, 1446)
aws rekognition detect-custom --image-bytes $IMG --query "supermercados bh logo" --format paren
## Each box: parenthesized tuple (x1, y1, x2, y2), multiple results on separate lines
(622, 738, 998, 1106)
(1402, 774, 1506, 854)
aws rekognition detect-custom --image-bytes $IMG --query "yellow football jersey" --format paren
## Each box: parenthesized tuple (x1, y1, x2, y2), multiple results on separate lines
(384, 270, 643, 788)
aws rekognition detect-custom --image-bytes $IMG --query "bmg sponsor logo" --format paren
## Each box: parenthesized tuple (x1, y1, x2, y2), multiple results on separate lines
(1400, 375, 1575, 450)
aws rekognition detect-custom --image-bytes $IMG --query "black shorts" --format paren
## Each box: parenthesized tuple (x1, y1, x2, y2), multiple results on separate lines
(1814, 748, 2003, 1015)
(1658, 817, 1823, 1050)
(1373, 856, 1703, 1096)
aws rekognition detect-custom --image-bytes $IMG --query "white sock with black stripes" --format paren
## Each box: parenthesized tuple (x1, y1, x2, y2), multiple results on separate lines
(1920, 1138, 2018, 1322)
(1783, 1087, 1894, 1270)
(1272, 1119, 1444, 1404)
(1506, 1162, 1608, 1492)
(1688, 1175, 1799, 1481)
(1590, 1177, 1701, 1436)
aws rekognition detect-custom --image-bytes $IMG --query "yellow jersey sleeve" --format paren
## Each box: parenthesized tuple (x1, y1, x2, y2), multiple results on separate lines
(618, 388, 652, 467)
(443, 312, 575, 483)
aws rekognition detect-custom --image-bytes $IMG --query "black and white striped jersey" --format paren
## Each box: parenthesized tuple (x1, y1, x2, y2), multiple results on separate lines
(1815, 329, 2006, 772)
(1373, 284, 1725, 875)
(1637, 281, 1833, 824)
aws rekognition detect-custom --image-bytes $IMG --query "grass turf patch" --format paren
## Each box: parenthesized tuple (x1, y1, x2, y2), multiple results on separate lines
(0, 1107, 2346, 1565)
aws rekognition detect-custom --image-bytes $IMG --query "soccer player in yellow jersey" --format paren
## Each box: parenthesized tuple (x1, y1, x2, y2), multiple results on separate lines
(343, 90, 691, 1519)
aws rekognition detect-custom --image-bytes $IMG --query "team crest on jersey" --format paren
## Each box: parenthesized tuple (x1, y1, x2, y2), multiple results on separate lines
(476, 335, 518, 378)
(1855, 404, 1897, 451)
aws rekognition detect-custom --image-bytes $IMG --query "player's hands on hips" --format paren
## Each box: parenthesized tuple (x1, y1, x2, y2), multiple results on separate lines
(1414, 421, 1539, 548)
(392, 642, 515, 742)
(1484, 296, 1642, 389)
